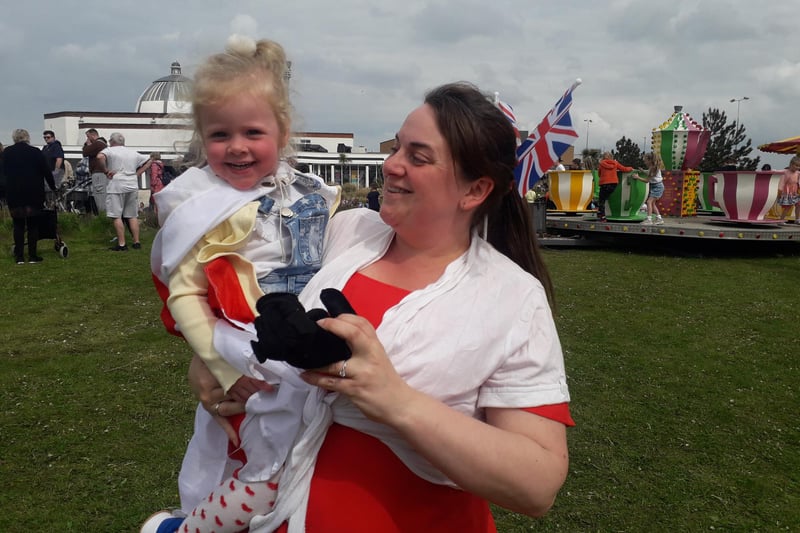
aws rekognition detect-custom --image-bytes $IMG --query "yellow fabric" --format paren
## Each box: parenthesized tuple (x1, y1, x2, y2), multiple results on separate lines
(167, 202, 263, 392)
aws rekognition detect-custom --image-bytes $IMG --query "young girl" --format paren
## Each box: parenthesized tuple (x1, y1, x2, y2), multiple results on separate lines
(145, 36, 340, 533)
(597, 151, 634, 221)
(632, 152, 665, 225)
(777, 156, 800, 223)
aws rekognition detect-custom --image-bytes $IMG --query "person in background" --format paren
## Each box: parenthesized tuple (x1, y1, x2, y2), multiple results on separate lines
(761, 164, 772, 171)
(139, 151, 165, 210)
(776, 156, 800, 223)
(571, 158, 582, 170)
(0, 142, 6, 203)
(596, 151, 634, 222)
(187, 81, 573, 532)
(82, 128, 107, 215)
(141, 35, 340, 533)
(3, 129, 56, 264)
(719, 157, 738, 171)
(631, 152, 665, 225)
(97, 132, 149, 250)
(554, 158, 566, 171)
(366, 182, 380, 211)
(41, 130, 65, 188)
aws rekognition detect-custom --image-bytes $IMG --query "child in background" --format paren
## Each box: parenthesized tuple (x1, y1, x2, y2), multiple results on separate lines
(596, 151, 634, 221)
(144, 35, 340, 533)
(631, 152, 665, 225)
(777, 156, 800, 223)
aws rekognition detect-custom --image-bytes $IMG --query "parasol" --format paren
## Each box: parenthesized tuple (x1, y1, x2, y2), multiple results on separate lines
(757, 136, 800, 154)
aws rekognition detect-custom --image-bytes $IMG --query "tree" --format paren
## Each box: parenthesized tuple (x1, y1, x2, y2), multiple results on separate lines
(612, 136, 645, 168)
(699, 108, 760, 171)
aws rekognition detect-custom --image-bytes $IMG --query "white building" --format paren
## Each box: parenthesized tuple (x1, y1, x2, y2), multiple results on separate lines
(42, 62, 388, 189)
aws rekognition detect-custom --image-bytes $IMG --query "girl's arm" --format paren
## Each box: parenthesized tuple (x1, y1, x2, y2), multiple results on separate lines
(167, 244, 244, 393)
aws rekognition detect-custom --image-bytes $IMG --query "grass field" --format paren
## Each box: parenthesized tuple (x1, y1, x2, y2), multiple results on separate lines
(1, 211, 798, 532)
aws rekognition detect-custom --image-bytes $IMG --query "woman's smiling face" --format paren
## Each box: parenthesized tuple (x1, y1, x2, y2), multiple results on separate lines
(380, 104, 475, 234)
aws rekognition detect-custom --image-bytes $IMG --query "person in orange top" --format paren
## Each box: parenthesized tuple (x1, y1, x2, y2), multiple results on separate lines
(596, 151, 634, 221)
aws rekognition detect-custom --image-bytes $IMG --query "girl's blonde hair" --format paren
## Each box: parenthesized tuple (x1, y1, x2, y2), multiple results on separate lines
(188, 36, 293, 165)
(644, 152, 664, 177)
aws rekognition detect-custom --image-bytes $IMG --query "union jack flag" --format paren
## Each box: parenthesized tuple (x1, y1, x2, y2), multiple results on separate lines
(494, 93, 521, 145)
(512, 80, 581, 196)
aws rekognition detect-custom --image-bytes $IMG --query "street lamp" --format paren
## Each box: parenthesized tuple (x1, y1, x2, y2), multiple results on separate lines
(730, 96, 749, 129)
(584, 119, 593, 152)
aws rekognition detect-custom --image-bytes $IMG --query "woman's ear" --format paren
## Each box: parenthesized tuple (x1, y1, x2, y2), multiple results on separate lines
(460, 176, 495, 211)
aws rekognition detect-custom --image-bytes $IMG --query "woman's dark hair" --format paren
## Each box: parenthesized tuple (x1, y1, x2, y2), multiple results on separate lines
(424, 82, 555, 307)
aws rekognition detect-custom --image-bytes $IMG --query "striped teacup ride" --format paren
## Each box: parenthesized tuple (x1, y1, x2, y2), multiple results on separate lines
(697, 172, 724, 214)
(605, 172, 648, 221)
(709, 170, 784, 223)
(547, 170, 595, 213)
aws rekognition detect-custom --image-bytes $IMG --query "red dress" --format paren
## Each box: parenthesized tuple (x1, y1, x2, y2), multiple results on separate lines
(277, 273, 573, 532)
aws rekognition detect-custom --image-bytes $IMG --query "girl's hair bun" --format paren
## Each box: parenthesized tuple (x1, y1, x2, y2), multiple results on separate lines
(226, 34, 257, 56)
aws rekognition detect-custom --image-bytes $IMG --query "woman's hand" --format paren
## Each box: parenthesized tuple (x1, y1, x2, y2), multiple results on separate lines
(300, 316, 568, 516)
(188, 354, 271, 446)
(299, 314, 415, 426)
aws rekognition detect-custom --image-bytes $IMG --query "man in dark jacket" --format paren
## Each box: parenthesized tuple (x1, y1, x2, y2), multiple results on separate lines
(41, 130, 65, 188)
(4, 129, 56, 264)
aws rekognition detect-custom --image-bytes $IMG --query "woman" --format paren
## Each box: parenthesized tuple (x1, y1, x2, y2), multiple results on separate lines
(189, 82, 573, 532)
(3, 129, 56, 264)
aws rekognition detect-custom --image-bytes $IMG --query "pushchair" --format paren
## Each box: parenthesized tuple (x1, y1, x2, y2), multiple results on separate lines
(38, 178, 70, 258)
(63, 171, 94, 215)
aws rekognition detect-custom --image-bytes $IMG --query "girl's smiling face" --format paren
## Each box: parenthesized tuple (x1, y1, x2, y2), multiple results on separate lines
(199, 92, 288, 190)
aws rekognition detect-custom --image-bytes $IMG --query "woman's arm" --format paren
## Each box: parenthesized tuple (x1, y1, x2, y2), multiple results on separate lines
(302, 314, 569, 517)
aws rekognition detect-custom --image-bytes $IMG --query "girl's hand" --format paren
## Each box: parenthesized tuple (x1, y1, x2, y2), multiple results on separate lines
(299, 314, 416, 426)
(227, 374, 274, 404)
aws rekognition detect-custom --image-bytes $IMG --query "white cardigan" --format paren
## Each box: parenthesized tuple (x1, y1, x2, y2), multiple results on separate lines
(202, 208, 570, 532)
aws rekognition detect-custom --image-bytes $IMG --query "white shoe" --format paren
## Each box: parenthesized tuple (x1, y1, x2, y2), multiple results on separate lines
(140, 510, 184, 533)
(654, 217, 664, 225)
(641, 218, 653, 225)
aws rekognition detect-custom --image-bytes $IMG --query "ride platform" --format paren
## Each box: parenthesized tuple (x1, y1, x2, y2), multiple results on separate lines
(541, 212, 800, 248)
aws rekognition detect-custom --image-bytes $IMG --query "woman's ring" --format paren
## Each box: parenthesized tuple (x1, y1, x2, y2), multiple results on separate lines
(213, 401, 222, 416)
(338, 360, 348, 378)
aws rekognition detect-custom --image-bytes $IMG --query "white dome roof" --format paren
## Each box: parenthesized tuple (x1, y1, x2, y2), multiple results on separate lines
(136, 61, 192, 113)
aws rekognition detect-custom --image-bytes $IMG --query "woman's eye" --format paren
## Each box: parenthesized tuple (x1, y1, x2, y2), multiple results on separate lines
(410, 153, 428, 165)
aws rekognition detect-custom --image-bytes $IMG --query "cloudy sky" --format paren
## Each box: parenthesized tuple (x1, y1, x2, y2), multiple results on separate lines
(1, 1, 798, 168)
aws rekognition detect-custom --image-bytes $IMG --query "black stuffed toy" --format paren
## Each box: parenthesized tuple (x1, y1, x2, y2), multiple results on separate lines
(250, 288, 355, 369)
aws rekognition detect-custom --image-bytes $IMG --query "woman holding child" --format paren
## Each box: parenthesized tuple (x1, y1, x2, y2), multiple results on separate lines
(176, 78, 575, 533)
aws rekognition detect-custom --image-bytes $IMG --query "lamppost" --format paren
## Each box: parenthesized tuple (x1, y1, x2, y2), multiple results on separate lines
(730, 96, 749, 129)
(584, 119, 593, 152)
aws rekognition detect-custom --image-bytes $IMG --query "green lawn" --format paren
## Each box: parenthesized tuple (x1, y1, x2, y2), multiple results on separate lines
(1, 212, 798, 532)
